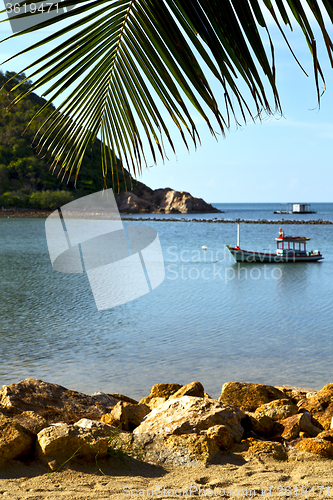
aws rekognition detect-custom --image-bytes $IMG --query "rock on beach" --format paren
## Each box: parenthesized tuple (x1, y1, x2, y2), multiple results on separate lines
(0, 378, 333, 468)
(219, 382, 288, 412)
(0, 378, 117, 423)
(133, 396, 245, 442)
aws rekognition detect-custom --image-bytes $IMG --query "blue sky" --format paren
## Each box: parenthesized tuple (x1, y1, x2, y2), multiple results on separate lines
(1, 3, 333, 203)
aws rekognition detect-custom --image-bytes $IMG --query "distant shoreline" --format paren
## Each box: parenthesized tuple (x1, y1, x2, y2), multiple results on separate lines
(0, 207, 332, 223)
(0, 208, 52, 218)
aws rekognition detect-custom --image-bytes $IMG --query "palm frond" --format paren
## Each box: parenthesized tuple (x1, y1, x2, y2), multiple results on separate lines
(1, 0, 333, 185)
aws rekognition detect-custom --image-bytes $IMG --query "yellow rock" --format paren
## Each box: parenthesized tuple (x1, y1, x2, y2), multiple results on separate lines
(165, 434, 219, 464)
(295, 438, 333, 457)
(316, 430, 333, 443)
(247, 412, 275, 436)
(36, 420, 115, 471)
(140, 382, 206, 410)
(274, 385, 317, 403)
(320, 384, 333, 392)
(255, 399, 298, 421)
(139, 383, 182, 410)
(206, 425, 233, 449)
(12, 411, 48, 436)
(143, 383, 182, 399)
(0, 414, 32, 463)
(101, 402, 150, 431)
(133, 396, 245, 443)
(219, 382, 287, 412)
(0, 378, 109, 424)
(280, 413, 321, 441)
(298, 387, 333, 430)
(246, 438, 287, 460)
(170, 381, 205, 399)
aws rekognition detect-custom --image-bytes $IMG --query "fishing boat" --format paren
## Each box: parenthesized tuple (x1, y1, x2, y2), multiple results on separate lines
(226, 225, 324, 263)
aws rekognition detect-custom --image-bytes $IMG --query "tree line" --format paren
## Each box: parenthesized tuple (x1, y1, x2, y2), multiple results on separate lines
(0, 71, 140, 210)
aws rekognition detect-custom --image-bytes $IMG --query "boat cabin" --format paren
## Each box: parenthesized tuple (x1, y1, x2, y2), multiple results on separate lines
(276, 229, 314, 256)
(276, 236, 309, 255)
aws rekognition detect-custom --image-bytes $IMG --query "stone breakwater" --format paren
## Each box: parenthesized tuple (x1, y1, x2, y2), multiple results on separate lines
(1, 379, 333, 471)
(1, 208, 333, 223)
(121, 217, 333, 224)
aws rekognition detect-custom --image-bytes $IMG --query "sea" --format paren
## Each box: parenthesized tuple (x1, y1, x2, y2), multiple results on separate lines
(1, 202, 332, 400)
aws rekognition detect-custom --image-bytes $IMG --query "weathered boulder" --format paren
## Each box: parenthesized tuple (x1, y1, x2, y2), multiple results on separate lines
(36, 419, 118, 471)
(316, 430, 333, 443)
(280, 414, 303, 441)
(12, 411, 48, 436)
(127, 433, 219, 466)
(296, 412, 322, 437)
(0, 379, 110, 424)
(101, 402, 150, 431)
(298, 384, 333, 430)
(0, 414, 33, 463)
(133, 396, 245, 443)
(109, 393, 138, 405)
(142, 383, 183, 399)
(102, 402, 128, 430)
(245, 438, 287, 460)
(247, 413, 275, 436)
(90, 392, 124, 408)
(124, 403, 151, 428)
(140, 383, 183, 410)
(206, 425, 233, 449)
(275, 385, 317, 404)
(163, 434, 220, 464)
(139, 397, 166, 411)
(219, 382, 288, 412)
(255, 399, 298, 421)
(279, 413, 321, 441)
(170, 381, 205, 399)
(295, 437, 333, 458)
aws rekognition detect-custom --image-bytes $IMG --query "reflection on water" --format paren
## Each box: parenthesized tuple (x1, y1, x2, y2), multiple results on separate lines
(0, 215, 332, 399)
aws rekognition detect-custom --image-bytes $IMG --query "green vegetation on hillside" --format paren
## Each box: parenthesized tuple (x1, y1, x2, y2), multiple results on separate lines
(0, 71, 141, 210)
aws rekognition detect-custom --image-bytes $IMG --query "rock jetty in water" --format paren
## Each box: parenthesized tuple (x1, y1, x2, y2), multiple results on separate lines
(0, 378, 333, 470)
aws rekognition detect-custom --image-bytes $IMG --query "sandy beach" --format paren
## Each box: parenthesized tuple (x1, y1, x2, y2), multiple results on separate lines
(0, 208, 52, 218)
(1, 450, 332, 499)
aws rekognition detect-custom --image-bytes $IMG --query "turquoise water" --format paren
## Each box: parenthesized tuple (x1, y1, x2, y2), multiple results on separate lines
(1, 204, 333, 399)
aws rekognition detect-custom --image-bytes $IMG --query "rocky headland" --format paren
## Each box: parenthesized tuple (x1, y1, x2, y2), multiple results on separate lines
(1, 378, 333, 472)
(0, 187, 221, 217)
(115, 186, 221, 214)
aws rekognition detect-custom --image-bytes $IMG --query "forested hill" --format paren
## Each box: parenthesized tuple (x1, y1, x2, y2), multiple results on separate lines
(0, 71, 143, 210)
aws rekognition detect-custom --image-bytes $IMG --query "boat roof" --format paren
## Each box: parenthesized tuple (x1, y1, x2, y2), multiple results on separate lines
(276, 236, 310, 242)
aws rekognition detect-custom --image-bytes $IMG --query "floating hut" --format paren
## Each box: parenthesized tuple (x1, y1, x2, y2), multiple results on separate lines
(274, 203, 316, 214)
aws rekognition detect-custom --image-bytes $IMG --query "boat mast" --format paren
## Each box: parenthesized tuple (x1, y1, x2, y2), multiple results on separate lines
(237, 223, 240, 248)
